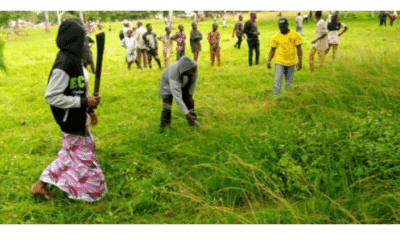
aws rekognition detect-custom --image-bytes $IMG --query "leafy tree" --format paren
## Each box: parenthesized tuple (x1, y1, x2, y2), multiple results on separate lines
(84, 11, 100, 21)
(0, 11, 10, 72)
(0, 11, 11, 26)
(0, 38, 5, 72)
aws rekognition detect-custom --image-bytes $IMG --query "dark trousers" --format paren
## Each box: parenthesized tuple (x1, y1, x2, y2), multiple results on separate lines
(247, 38, 260, 66)
(147, 49, 162, 69)
(235, 36, 242, 49)
(161, 85, 195, 128)
(380, 19, 386, 26)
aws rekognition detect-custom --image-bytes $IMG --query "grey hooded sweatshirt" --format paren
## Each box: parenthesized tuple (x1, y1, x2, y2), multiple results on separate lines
(158, 56, 198, 115)
(44, 20, 89, 135)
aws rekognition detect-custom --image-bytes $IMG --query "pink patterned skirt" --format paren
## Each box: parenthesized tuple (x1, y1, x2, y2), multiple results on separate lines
(39, 126, 107, 202)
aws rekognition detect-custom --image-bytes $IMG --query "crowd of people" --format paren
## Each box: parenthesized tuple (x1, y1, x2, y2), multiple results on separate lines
(30, 10, 396, 203)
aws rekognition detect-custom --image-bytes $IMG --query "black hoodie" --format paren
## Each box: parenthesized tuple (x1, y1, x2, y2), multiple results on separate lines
(45, 20, 89, 136)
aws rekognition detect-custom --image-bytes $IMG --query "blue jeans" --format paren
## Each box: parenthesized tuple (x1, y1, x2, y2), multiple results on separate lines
(274, 64, 295, 96)
(296, 25, 304, 35)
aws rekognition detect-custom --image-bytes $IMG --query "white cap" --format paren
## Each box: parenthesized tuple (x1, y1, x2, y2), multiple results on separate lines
(123, 19, 129, 26)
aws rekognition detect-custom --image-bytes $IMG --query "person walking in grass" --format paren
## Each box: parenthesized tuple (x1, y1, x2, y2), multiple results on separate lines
(295, 12, 304, 36)
(379, 11, 387, 26)
(190, 22, 203, 62)
(325, 14, 348, 59)
(222, 13, 228, 29)
(158, 27, 174, 67)
(267, 18, 302, 96)
(143, 24, 162, 69)
(158, 56, 198, 131)
(389, 11, 397, 26)
(303, 12, 309, 24)
(30, 20, 106, 202)
(121, 30, 141, 70)
(309, 11, 328, 72)
(171, 24, 187, 61)
(244, 12, 260, 66)
(136, 21, 148, 68)
(232, 15, 244, 49)
(208, 23, 221, 67)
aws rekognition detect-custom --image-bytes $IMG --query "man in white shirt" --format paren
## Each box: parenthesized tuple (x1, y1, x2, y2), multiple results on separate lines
(121, 30, 141, 70)
(309, 11, 328, 72)
(295, 12, 304, 36)
(136, 21, 148, 68)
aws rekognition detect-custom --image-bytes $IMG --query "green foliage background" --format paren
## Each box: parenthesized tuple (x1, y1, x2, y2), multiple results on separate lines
(0, 11, 400, 224)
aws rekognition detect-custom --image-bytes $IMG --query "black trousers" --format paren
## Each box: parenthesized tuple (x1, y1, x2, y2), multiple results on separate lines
(161, 85, 195, 127)
(235, 36, 242, 49)
(247, 38, 260, 66)
(380, 19, 386, 26)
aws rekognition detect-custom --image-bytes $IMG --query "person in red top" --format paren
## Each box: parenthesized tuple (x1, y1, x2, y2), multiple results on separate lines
(208, 23, 221, 67)
(232, 15, 245, 49)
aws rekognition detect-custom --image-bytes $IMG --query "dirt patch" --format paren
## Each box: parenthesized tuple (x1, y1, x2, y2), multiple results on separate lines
(6, 33, 24, 41)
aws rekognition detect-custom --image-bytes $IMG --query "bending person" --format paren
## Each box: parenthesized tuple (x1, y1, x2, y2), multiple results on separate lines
(158, 56, 198, 131)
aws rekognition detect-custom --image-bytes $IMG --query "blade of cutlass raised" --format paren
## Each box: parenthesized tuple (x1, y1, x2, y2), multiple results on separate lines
(93, 32, 105, 96)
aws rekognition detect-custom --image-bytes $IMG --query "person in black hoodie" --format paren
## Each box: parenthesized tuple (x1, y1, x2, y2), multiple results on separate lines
(30, 20, 107, 202)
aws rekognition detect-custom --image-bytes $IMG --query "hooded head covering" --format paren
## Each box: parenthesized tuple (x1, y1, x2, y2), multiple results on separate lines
(56, 19, 86, 60)
(178, 55, 197, 75)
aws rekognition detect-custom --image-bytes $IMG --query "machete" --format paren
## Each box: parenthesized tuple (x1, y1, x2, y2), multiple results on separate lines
(93, 31, 105, 96)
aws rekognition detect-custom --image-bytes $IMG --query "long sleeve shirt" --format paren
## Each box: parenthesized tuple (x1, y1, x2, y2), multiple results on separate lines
(136, 27, 147, 49)
(158, 56, 198, 115)
(171, 32, 186, 51)
(121, 36, 138, 54)
(45, 69, 83, 109)
(158, 34, 173, 54)
(243, 19, 259, 39)
(190, 29, 203, 52)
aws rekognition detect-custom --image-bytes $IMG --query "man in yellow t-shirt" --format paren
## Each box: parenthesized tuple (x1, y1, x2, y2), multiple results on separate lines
(267, 18, 303, 96)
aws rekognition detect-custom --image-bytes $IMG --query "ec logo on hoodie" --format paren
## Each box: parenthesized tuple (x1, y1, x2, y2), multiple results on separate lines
(70, 76, 85, 90)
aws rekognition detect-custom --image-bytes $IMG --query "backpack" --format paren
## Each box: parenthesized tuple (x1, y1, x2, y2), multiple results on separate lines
(119, 30, 124, 40)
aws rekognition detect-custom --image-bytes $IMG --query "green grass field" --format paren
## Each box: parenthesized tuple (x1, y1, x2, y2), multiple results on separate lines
(1, 11, 400, 224)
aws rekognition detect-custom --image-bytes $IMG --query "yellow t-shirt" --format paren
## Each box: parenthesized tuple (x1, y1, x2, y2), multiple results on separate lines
(271, 31, 302, 66)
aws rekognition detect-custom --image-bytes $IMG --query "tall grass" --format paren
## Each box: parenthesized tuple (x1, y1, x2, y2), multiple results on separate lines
(1, 11, 400, 224)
